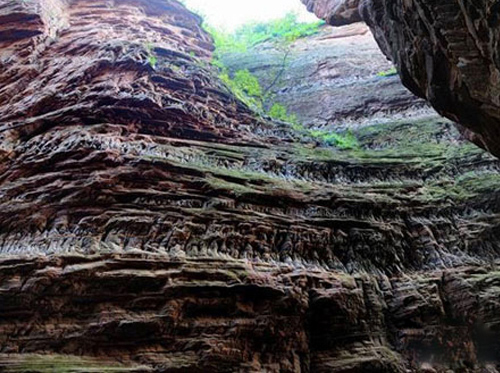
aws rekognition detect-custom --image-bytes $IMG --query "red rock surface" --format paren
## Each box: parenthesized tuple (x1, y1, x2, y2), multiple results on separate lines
(2, 255, 500, 372)
(1, 0, 500, 372)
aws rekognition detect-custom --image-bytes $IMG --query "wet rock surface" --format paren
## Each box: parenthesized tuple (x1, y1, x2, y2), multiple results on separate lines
(0, 0, 500, 371)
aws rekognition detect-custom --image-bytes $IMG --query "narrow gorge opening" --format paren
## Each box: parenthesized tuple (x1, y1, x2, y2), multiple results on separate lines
(184, 0, 434, 149)
(0, 0, 500, 372)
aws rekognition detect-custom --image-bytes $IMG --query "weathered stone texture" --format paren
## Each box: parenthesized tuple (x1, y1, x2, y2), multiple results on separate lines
(1, 0, 500, 371)
(2, 256, 500, 371)
(303, 0, 500, 158)
(222, 23, 427, 128)
(301, 0, 362, 26)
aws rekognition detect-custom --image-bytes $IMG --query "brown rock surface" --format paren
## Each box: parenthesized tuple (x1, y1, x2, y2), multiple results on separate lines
(302, 0, 500, 158)
(1, 0, 500, 371)
(301, 0, 362, 26)
(2, 256, 500, 372)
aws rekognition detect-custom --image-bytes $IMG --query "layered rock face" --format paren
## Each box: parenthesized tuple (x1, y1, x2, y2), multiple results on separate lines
(303, 0, 500, 158)
(221, 22, 427, 128)
(1, 0, 500, 372)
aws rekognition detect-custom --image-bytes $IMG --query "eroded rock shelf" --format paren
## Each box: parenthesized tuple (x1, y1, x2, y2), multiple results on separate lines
(0, 0, 500, 372)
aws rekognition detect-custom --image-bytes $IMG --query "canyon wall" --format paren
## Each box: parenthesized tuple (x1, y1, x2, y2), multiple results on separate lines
(0, 0, 500, 371)
(302, 0, 500, 158)
(221, 22, 427, 128)
(301, 0, 361, 26)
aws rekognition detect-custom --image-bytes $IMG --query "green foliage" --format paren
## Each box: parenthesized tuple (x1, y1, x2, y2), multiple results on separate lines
(205, 13, 324, 57)
(148, 55, 158, 68)
(233, 13, 325, 47)
(205, 13, 323, 118)
(145, 42, 157, 68)
(205, 25, 247, 61)
(377, 67, 397, 77)
(268, 103, 298, 124)
(219, 70, 263, 110)
(233, 69, 262, 98)
(268, 103, 359, 149)
(218, 72, 358, 150)
(202, 12, 355, 150)
(308, 129, 359, 149)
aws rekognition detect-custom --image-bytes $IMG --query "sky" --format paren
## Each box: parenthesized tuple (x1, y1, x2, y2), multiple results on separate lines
(182, 0, 318, 31)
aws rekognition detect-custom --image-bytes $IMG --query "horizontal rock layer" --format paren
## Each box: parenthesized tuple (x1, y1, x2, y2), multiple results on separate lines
(1, 255, 500, 372)
(0, 0, 500, 371)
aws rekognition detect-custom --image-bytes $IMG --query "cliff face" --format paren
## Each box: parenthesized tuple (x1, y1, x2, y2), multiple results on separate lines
(1, 0, 500, 372)
(221, 22, 427, 128)
(5, 255, 500, 373)
(302, 0, 500, 158)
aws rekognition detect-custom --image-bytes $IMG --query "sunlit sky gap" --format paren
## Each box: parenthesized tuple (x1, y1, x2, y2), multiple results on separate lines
(182, 0, 318, 31)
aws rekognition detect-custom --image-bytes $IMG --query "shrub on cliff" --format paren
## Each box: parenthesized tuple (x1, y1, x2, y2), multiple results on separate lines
(203, 13, 357, 150)
(268, 103, 298, 124)
(234, 13, 324, 46)
(219, 69, 264, 110)
(308, 129, 359, 149)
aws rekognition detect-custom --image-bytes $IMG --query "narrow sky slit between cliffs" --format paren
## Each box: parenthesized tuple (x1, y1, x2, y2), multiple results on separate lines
(182, 0, 318, 31)
(181, 0, 422, 139)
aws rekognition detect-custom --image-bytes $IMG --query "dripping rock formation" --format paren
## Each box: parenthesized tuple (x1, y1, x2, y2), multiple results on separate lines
(0, 0, 500, 372)
(303, 0, 500, 158)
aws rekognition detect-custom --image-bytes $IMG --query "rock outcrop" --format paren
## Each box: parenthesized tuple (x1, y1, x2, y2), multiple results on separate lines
(303, 0, 500, 158)
(301, 0, 361, 26)
(1, 0, 500, 371)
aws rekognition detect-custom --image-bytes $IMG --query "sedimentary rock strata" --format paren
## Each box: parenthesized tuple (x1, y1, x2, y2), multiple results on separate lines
(2, 255, 500, 372)
(0, 0, 500, 371)
(303, 0, 500, 158)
